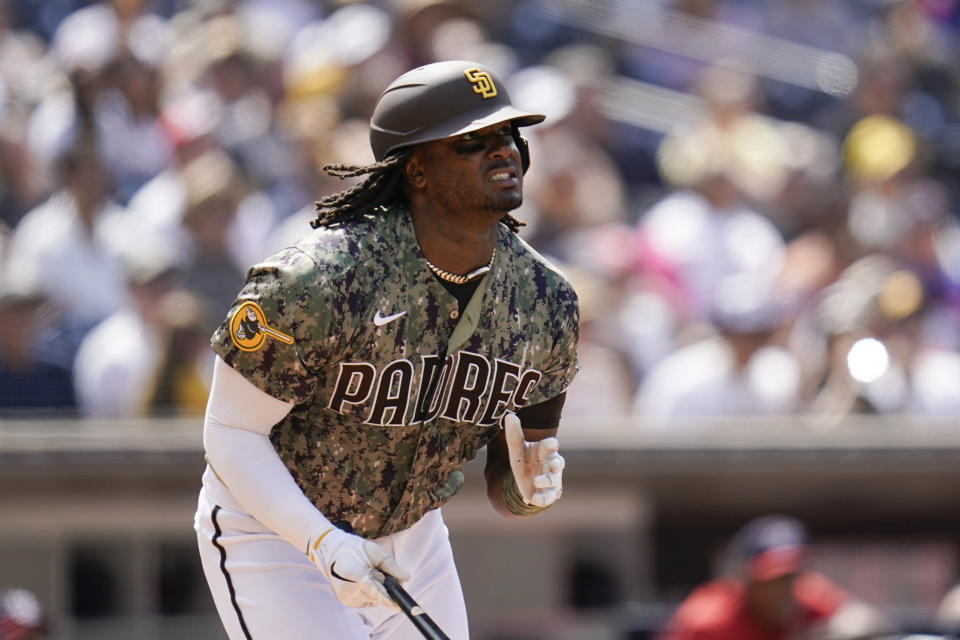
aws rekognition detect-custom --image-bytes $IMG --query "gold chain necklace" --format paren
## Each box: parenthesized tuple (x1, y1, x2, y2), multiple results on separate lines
(423, 247, 497, 285)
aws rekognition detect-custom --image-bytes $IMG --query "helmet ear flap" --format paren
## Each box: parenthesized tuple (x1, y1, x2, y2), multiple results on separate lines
(512, 126, 531, 174)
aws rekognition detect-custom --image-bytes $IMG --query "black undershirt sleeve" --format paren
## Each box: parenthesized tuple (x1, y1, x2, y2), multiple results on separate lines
(516, 392, 565, 430)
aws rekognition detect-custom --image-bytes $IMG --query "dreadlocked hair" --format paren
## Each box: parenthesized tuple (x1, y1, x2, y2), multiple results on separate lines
(310, 148, 527, 234)
(311, 150, 410, 229)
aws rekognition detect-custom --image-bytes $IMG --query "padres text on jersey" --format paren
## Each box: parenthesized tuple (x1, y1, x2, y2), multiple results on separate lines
(327, 350, 542, 427)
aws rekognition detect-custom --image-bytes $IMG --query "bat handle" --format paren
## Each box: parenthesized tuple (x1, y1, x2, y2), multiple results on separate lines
(376, 573, 452, 640)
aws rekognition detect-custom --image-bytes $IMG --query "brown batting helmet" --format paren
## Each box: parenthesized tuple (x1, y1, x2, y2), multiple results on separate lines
(369, 60, 545, 170)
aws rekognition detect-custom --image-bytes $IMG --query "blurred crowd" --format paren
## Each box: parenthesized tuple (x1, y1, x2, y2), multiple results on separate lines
(0, 0, 959, 423)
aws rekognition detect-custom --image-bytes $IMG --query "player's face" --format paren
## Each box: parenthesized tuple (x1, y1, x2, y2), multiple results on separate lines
(417, 122, 524, 215)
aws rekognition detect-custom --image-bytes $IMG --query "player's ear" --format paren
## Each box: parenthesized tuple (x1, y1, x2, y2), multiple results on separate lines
(404, 153, 426, 189)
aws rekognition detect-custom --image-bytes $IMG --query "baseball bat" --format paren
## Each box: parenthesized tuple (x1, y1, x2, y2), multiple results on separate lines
(377, 573, 451, 640)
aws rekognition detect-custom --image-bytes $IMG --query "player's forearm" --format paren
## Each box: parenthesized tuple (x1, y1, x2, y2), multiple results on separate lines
(204, 356, 334, 552)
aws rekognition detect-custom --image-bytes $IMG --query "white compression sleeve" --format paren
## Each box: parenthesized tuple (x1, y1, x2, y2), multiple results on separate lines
(204, 355, 334, 553)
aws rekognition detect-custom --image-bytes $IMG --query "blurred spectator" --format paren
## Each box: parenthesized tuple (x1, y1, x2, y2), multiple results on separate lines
(124, 90, 220, 267)
(658, 515, 887, 640)
(144, 288, 214, 416)
(936, 580, 960, 635)
(283, 1, 396, 119)
(0, 282, 77, 413)
(561, 265, 636, 421)
(841, 113, 923, 255)
(633, 285, 801, 427)
(27, 13, 107, 179)
(0, 125, 40, 231)
(512, 65, 629, 262)
(800, 254, 960, 418)
(635, 178, 787, 325)
(0, 588, 43, 639)
(265, 117, 374, 254)
(636, 65, 789, 328)
(3, 136, 129, 328)
(393, 1, 483, 70)
(787, 107, 960, 419)
(176, 148, 248, 332)
(0, 0, 48, 229)
(126, 94, 275, 280)
(0, 0, 49, 115)
(174, 13, 291, 195)
(95, 49, 174, 203)
(27, 0, 169, 186)
(71, 242, 184, 416)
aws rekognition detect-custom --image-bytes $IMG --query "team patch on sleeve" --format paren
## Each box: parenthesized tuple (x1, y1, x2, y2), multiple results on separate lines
(228, 301, 294, 352)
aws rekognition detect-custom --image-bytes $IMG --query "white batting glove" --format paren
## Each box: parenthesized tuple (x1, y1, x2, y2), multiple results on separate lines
(307, 527, 410, 610)
(502, 412, 565, 507)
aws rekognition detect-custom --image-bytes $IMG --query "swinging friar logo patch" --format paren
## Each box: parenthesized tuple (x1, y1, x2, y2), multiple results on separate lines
(229, 301, 294, 351)
(464, 67, 497, 99)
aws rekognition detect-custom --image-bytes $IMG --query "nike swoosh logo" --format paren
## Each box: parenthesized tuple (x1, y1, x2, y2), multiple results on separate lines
(373, 310, 407, 327)
(330, 561, 355, 583)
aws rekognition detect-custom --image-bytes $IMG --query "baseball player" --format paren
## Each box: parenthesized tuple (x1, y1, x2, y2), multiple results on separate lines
(193, 60, 580, 640)
(659, 515, 887, 640)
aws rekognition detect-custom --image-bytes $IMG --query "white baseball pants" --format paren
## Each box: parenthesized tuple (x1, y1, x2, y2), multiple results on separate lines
(195, 468, 470, 640)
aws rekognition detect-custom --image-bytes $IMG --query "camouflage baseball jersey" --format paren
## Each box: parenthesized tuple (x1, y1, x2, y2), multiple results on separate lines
(211, 204, 579, 538)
